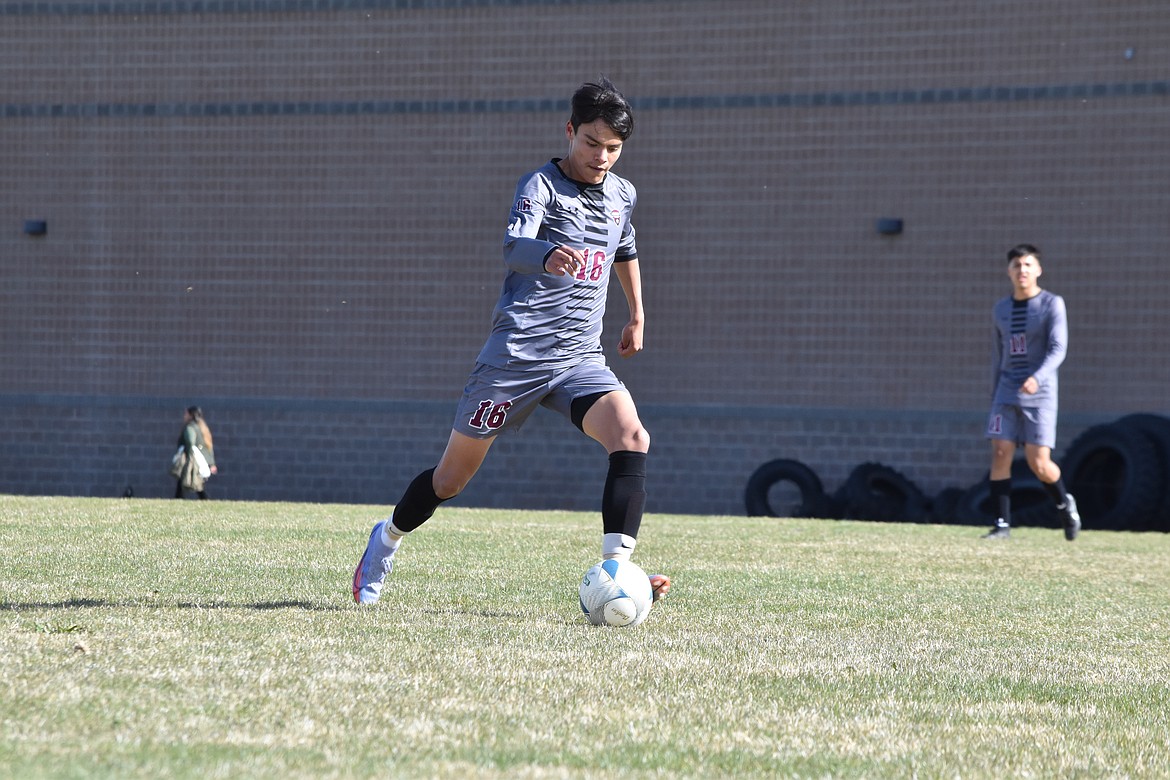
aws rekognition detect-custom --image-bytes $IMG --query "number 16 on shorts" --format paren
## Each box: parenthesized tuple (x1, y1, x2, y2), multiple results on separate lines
(469, 400, 513, 432)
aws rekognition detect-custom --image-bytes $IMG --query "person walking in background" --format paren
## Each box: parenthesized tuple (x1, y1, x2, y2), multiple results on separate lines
(352, 78, 669, 606)
(983, 244, 1080, 540)
(175, 405, 217, 500)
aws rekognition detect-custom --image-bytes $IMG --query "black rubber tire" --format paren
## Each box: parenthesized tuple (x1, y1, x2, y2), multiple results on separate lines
(744, 458, 837, 518)
(953, 480, 995, 526)
(1060, 422, 1163, 531)
(1008, 457, 1062, 529)
(952, 459, 1061, 528)
(833, 462, 928, 523)
(927, 486, 964, 525)
(1113, 413, 1170, 532)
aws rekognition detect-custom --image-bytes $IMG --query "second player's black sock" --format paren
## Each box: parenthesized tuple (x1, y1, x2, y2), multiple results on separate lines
(390, 468, 447, 534)
(1042, 477, 1070, 507)
(602, 450, 647, 540)
(990, 478, 1012, 526)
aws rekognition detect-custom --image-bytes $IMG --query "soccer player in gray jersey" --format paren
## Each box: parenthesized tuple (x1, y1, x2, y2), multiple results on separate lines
(353, 79, 670, 606)
(983, 244, 1080, 540)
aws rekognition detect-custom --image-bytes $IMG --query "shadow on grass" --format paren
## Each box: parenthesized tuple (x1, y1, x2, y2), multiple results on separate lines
(0, 598, 346, 612)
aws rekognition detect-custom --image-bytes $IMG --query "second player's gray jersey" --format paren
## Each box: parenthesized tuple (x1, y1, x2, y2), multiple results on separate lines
(476, 159, 638, 371)
(991, 289, 1067, 408)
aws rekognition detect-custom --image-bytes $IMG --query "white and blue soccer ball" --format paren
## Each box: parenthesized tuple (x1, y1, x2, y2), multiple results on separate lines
(578, 558, 653, 627)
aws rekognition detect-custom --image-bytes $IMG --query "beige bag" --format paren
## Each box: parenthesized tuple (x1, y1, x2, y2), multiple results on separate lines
(170, 446, 206, 491)
(169, 446, 186, 478)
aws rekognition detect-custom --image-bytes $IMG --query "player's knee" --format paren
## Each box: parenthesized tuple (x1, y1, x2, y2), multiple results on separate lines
(1031, 458, 1059, 483)
(625, 425, 650, 454)
(431, 470, 469, 501)
(1026, 455, 1047, 477)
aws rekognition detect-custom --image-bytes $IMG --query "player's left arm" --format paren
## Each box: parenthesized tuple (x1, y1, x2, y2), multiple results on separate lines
(1027, 294, 1068, 391)
(613, 258, 644, 358)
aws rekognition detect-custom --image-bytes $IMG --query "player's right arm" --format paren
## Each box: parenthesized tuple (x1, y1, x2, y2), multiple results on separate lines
(990, 312, 1003, 399)
(503, 172, 561, 275)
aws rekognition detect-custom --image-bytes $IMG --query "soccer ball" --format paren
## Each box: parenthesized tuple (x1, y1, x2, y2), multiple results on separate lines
(578, 558, 653, 627)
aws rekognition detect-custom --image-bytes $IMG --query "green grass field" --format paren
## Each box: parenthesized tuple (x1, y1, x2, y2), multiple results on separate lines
(2, 494, 1169, 779)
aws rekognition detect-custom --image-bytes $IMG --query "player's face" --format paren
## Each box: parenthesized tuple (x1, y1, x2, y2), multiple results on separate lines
(561, 119, 624, 184)
(1008, 255, 1042, 297)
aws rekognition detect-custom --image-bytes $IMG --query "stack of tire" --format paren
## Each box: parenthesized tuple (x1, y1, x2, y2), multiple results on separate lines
(1051, 413, 1170, 532)
(744, 459, 929, 523)
(743, 412, 1170, 532)
(941, 457, 1063, 529)
(945, 413, 1170, 532)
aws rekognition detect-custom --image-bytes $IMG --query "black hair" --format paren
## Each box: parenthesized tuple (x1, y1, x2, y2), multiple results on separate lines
(569, 77, 634, 140)
(1007, 243, 1040, 263)
(186, 405, 203, 421)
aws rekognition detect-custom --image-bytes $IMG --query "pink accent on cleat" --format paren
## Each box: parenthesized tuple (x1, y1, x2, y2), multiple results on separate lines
(648, 573, 671, 602)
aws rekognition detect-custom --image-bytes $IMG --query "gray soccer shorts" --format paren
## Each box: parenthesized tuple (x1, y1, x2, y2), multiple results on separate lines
(986, 404, 1058, 448)
(452, 358, 626, 439)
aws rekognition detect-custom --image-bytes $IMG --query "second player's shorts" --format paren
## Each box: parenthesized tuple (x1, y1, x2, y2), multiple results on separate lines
(452, 358, 626, 439)
(986, 403, 1058, 448)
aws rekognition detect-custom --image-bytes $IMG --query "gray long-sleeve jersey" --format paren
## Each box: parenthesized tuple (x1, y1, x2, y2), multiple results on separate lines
(991, 289, 1067, 408)
(476, 159, 638, 371)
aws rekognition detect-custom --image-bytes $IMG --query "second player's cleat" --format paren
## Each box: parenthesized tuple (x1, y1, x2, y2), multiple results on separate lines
(1061, 493, 1081, 541)
(352, 520, 396, 605)
(982, 523, 1010, 540)
(649, 573, 671, 602)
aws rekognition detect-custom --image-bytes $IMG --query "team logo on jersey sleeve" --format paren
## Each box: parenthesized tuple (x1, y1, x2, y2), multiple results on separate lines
(515, 197, 533, 213)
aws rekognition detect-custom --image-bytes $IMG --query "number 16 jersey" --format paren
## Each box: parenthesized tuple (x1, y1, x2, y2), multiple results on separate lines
(475, 159, 639, 372)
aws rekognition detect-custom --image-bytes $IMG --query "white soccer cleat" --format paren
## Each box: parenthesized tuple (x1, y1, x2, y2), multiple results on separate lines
(352, 520, 397, 604)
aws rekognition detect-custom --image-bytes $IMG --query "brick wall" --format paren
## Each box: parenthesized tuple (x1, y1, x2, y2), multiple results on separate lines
(2, 0, 1167, 515)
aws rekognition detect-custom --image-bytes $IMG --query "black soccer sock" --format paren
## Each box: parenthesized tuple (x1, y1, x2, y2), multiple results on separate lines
(389, 468, 447, 534)
(990, 478, 1012, 527)
(1042, 477, 1069, 507)
(602, 451, 647, 540)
